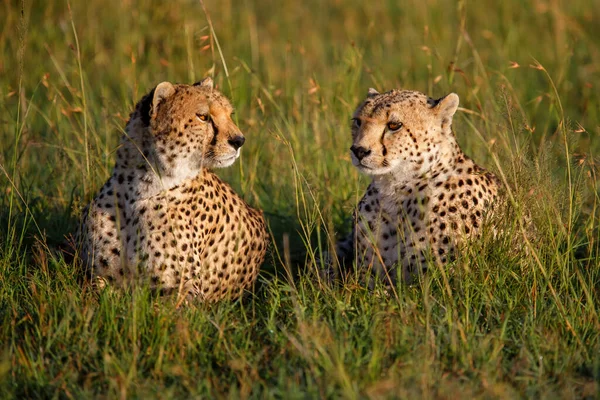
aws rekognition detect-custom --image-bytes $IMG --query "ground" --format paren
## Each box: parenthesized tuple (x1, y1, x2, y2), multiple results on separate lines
(0, 0, 599, 398)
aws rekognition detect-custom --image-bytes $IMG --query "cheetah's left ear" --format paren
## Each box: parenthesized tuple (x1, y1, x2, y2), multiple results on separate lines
(193, 77, 214, 89)
(152, 82, 176, 115)
(430, 93, 459, 121)
(367, 88, 380, 97)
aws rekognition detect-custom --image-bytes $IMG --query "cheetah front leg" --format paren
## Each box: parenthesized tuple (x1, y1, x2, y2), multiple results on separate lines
(354, 217, 401, 289)
(316, 229, 356, 282)
(78, 180, 128, 288)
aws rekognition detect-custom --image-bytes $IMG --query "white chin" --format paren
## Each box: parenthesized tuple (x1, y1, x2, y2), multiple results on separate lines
(212, 152, 239, 168)
(366, 167, 395, 176)
(352, 156, 394, 176)
(356, 165, 393, 176)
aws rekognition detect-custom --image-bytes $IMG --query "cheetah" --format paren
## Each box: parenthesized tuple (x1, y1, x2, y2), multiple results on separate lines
(77, 78, 269, 301)
(330, 88, 500, 285)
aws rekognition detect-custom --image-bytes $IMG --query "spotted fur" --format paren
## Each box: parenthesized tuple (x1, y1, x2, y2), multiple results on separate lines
(333, 88, 500, 284)
(77, 79, 269, 301)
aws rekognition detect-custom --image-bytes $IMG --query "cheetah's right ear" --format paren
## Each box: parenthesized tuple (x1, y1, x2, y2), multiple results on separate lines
(193, 77, 214, 89)
(367, 88, 380, 97)
(431, 93, 459, 121)
(152, 82, 176, 115)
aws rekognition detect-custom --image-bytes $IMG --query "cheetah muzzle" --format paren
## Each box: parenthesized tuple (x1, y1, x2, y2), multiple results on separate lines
(77, 78, 269, 301)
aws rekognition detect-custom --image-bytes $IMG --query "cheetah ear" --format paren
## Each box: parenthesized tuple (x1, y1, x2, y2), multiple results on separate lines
(152, 82, 176, 115)
(194, 77, 214, 89)
(431, 93, 459, 120)
(367, 87, 380, 97)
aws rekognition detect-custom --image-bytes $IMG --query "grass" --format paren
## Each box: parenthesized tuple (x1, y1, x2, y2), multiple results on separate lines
(1, 0, 599, 397)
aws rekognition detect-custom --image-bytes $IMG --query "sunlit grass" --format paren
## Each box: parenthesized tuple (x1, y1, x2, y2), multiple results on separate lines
(0, 0, 599, 397)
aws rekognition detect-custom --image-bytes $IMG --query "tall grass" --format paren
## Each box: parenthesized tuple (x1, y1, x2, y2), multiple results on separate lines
(0, 0, 599, 397)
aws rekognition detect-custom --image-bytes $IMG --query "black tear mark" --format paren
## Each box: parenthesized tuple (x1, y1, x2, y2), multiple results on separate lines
(380, 127, 387, 156)
(210, 120, 219, 145)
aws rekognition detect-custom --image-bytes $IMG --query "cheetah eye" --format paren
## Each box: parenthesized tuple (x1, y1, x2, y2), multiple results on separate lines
(196, 114, 210, 123)
(352, 118, 362, 128)
(387, 121, 403, 131)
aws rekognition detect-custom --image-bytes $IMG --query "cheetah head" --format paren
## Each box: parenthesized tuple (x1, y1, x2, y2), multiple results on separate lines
(349, 88, 459, 177)
(137, 78, 245, 175)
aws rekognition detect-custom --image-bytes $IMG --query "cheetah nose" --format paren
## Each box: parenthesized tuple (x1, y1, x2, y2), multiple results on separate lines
(228, 136, 245, 150)
(350, 145, 371, 160)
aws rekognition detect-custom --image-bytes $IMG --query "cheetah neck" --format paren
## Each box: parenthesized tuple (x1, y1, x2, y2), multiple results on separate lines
(112, 122, 204, 202)
(373, 133, 465, 203)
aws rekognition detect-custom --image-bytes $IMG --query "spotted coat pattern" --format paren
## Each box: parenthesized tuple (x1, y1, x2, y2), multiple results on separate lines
(335, 88, 500, 284)
(77, 79, 268, 301)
